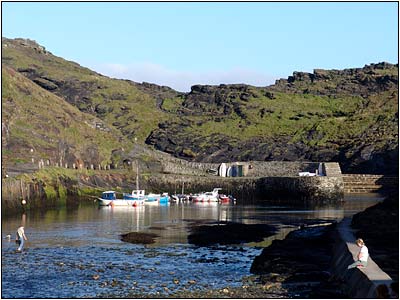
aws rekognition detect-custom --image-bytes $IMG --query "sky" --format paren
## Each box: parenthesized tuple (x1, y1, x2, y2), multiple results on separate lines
(2, 2, 398, 92)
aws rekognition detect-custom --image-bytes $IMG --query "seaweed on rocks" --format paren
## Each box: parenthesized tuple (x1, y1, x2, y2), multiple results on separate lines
(120, 232, 159, 245)
(187, 221, 277, 246)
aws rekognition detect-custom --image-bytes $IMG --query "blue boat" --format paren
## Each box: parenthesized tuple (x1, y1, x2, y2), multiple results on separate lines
(144, 193, 170, 205)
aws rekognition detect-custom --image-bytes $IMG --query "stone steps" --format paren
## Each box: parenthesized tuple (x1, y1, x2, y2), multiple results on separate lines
(342, 174, 398, 194)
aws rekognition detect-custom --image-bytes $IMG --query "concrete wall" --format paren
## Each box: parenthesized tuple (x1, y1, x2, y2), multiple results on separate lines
(331, 218, 395, 298)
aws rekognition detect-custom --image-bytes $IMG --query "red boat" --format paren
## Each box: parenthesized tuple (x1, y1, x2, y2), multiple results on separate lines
(219, 194, 230, 203)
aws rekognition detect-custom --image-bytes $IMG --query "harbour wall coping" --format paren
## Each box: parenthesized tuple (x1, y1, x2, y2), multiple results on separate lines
(331, 217, 395, 298)
(162, 160, 329, 177)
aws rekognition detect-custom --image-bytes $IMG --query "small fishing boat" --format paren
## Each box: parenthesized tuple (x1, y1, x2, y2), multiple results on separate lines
(219, 194, 236, 204)
(145, 193, 170, 205)
(97, 191, 144, 207)
(171, 194, 189, 203)
(193, 188, 221, 202)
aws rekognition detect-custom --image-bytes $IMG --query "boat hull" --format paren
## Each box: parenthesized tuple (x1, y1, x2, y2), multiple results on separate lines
(98, 198, 144, 207)
(193, 196, 219, 202)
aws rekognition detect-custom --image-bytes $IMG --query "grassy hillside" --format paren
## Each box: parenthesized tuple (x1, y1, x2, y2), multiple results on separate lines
(2, 66, 129, 168)
(2, 38, 168, 143)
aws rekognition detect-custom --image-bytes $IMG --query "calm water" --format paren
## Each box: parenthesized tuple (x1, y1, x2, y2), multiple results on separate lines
(1, 194, 383, 298)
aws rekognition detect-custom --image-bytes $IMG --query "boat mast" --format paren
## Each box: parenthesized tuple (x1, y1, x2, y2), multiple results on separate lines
(136, 160, 139, 190)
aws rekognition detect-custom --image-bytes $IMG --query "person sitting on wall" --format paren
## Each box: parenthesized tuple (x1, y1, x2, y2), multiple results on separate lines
(347, 238, 369, 269)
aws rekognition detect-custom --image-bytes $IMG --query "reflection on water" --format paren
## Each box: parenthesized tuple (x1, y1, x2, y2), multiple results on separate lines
(1, 194, 383, 298)
(2, 194, 383, 248)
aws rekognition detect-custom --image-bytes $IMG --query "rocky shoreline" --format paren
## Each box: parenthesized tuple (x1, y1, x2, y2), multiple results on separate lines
(111, 194, 398, 299)
(106, 221, 346, 298)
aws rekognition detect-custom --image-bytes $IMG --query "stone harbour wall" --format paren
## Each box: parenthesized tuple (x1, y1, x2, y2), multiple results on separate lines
(256, 175, 344, 202)
(146, 174, 344, 202)
(1, 178, 56, 215)
(331, 218, 395, 298)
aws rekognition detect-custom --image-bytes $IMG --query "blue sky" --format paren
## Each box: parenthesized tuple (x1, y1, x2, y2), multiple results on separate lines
(2, 2, 398, 92)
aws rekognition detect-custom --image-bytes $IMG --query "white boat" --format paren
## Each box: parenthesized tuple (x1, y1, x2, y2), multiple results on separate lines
(98, 191, 144, 207)
(193, 188, 221, 202)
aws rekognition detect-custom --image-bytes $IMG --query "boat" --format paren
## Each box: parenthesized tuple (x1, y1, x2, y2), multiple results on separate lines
(98, 190, 144, 207)
(193, 188, 221, 202)
(98, 161, 147, 207)
(171, 182, 189, 203)
(219, 194, 230, 203)
(219, 194, 236, 204)
(145, 193, 170, 205)
(171, 194, 189, 203)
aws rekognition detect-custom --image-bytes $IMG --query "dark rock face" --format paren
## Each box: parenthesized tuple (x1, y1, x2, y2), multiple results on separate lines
(271, 62, 399, 97)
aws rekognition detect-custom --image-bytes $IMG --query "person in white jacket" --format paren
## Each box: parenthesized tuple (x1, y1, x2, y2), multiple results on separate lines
(15, 226, 28, 252)
(347, 238, 369, 269)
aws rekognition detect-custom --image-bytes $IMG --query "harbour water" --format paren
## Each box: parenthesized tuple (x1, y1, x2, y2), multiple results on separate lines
(1, 194, 383, 298)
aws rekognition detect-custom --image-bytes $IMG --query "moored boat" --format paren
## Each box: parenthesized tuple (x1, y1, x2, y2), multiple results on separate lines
(193, 188, 221, 202)
(98, 191, 144, 207)
(123, 189, 146, 206)
(145, 193, 170, 205)
(219, 194, 236, 204)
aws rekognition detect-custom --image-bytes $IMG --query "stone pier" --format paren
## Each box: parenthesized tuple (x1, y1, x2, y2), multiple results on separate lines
(331, 218, 395, 298)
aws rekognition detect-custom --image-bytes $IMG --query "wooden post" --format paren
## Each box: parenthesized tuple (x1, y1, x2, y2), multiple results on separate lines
(20, 179, 24, 200)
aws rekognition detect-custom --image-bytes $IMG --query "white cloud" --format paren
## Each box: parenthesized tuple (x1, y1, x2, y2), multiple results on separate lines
(90, 62, 277, 92)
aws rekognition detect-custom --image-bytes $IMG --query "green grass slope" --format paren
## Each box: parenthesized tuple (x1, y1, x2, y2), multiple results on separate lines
(2, 66, 129, 169)
(2, 37, 169, 143)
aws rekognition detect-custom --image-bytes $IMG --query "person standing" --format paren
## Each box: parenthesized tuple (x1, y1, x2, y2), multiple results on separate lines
(15, 226, 28, 252)
(347, 238, 369, 269)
